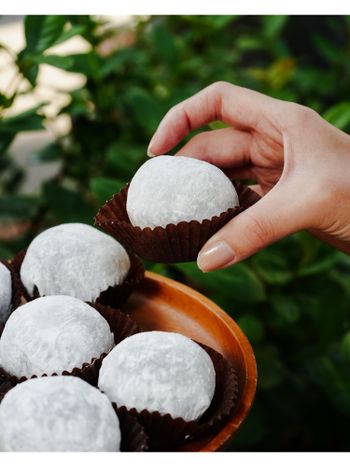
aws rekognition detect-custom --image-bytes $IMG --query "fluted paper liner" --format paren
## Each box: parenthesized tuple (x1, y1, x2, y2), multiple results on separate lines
(113, 405, 149, 452)
(0, 260, 22, 331)
(0, 303, 141, 400)
(11, 249, 145, 309)
(94, 180, 260, 263)
(114, 343, 239, 451)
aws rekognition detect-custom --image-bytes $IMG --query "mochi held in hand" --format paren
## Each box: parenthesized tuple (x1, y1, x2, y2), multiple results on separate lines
(126, 156, 239, 229)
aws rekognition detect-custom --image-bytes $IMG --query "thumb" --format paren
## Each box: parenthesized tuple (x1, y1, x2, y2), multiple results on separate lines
(197, 184, 309, 272)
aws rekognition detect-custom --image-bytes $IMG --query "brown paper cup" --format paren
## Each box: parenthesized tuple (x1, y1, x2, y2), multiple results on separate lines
(0, 260, 23, 330)
(114, 405, 149, 452)
(193, 344, 239, 439)
(11, 249, 145, 309)
(94, 180, 260, 263)
(114, 342, 239, 451)
(96, 253, 145, 309)
(0, 303, 142, 398)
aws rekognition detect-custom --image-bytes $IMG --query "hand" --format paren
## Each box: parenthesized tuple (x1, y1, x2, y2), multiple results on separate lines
(147, 82, 350, 272)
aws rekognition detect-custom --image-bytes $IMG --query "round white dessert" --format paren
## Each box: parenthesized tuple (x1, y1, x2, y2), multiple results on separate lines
(0, 376, 121, 452)
(20, 223, 130, 302)
(0, 295, 114, 378)
(0, 263, 12, 322)
(126, 155, 239, 229)
(98, 331, 216, 422)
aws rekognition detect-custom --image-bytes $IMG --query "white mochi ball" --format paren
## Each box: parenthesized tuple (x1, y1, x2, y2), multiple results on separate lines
(0, 263, 12, 322)
(126, 156, 239, 229)
(20, 223, 130, 302)
(0, 295, 114, 378)
(98, 331, 216, 422)
(0, 376, 121, 452)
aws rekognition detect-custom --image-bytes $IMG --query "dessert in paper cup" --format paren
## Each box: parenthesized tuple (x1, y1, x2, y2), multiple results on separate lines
(95, 156, 260, 263)
(12, 223, 144, 309)
(0, 295, 141, 395)
(98, 331, 239, 450)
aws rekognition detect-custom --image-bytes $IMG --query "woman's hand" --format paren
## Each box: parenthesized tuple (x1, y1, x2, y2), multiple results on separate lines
(147, 82, 350, 272)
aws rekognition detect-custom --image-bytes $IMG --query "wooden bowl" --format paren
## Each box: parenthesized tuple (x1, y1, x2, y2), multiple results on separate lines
(123, 271, 257, 452)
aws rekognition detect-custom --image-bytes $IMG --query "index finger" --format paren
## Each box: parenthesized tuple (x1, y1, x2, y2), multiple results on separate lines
(147, 81, 282, 156)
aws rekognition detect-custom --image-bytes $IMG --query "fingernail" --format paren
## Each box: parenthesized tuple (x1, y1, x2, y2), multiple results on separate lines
(197, 240, 235, 272)
(147, 137, 155, 157)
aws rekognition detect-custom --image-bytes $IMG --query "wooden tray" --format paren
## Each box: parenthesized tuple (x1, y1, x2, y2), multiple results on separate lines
(122, 271, 257, 452)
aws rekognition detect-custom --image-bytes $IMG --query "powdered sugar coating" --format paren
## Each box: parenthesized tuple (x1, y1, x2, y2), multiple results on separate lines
(0, 263, 12, 322)
(0, 295, 114, 378)
(98, 331, 216, 422)
(20, 223, 130, 302)
(0, 376, 120, 452)
(126, 156, 239, 229)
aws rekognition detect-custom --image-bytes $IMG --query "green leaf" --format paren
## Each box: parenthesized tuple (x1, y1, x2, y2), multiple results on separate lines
(0, 105, 44, 133)
(298, 251, 342, 277)
(323, 102, 350, 130)
(59, 88, 91, 118)
(90, 177, 124, 203)
(32, 54, 74, 70)
(256, 344, 285, 390)
(305, 356, 350, 416)
(150, 22, 178, 65)
(50, 24, 86, 47)
(175, 262, 265, 303)
(100, 48, 147, 78)
(340, 332, 350, 363)
(0, 133, 15, 154)
(0, 195, 41, 221)
(0, 92, 16, 109)
(24, 16, 67, 53)
(237, 314, 264, 343)
(270, 293, 300, 324)
(42, 182, 95, 223)
(313, 34, 341, 64)
(253, 249, 294, 285)
(35, 143, 62, 162)
(64, 53, 102, 79)
(262, 16, 288, 38)
(296, 276, 348, 346)
(208, 121, 229, 130)
(0, 242, 17, 260)
(16, 49, 39, 86)
(105, 143, 146, 179)
(232, 406, 266, 446)
(127, 87, 164, 135)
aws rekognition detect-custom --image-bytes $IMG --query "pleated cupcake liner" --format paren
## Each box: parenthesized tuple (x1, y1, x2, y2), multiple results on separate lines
(11, 249, 145, 309)
(95, 252, 145, 309)
(94, 180, 260, 263)
(0, 302, 142, 398)
(113, 342, 239, 451)
(193, 344, 239, 439)
(0, 259, 23, 330)
(113, 405, 149, 452)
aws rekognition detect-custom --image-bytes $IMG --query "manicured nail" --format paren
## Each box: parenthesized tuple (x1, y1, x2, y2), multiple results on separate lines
(147, 137, 155, 157)
(197, 240, 235, 272)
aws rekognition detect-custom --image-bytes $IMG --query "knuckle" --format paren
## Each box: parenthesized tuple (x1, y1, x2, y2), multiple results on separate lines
(209, 81, 231, 94)
(283, 103, 320, 129)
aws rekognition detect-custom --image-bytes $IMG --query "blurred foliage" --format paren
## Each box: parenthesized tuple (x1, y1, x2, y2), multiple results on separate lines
(1, 15, 350, 450)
